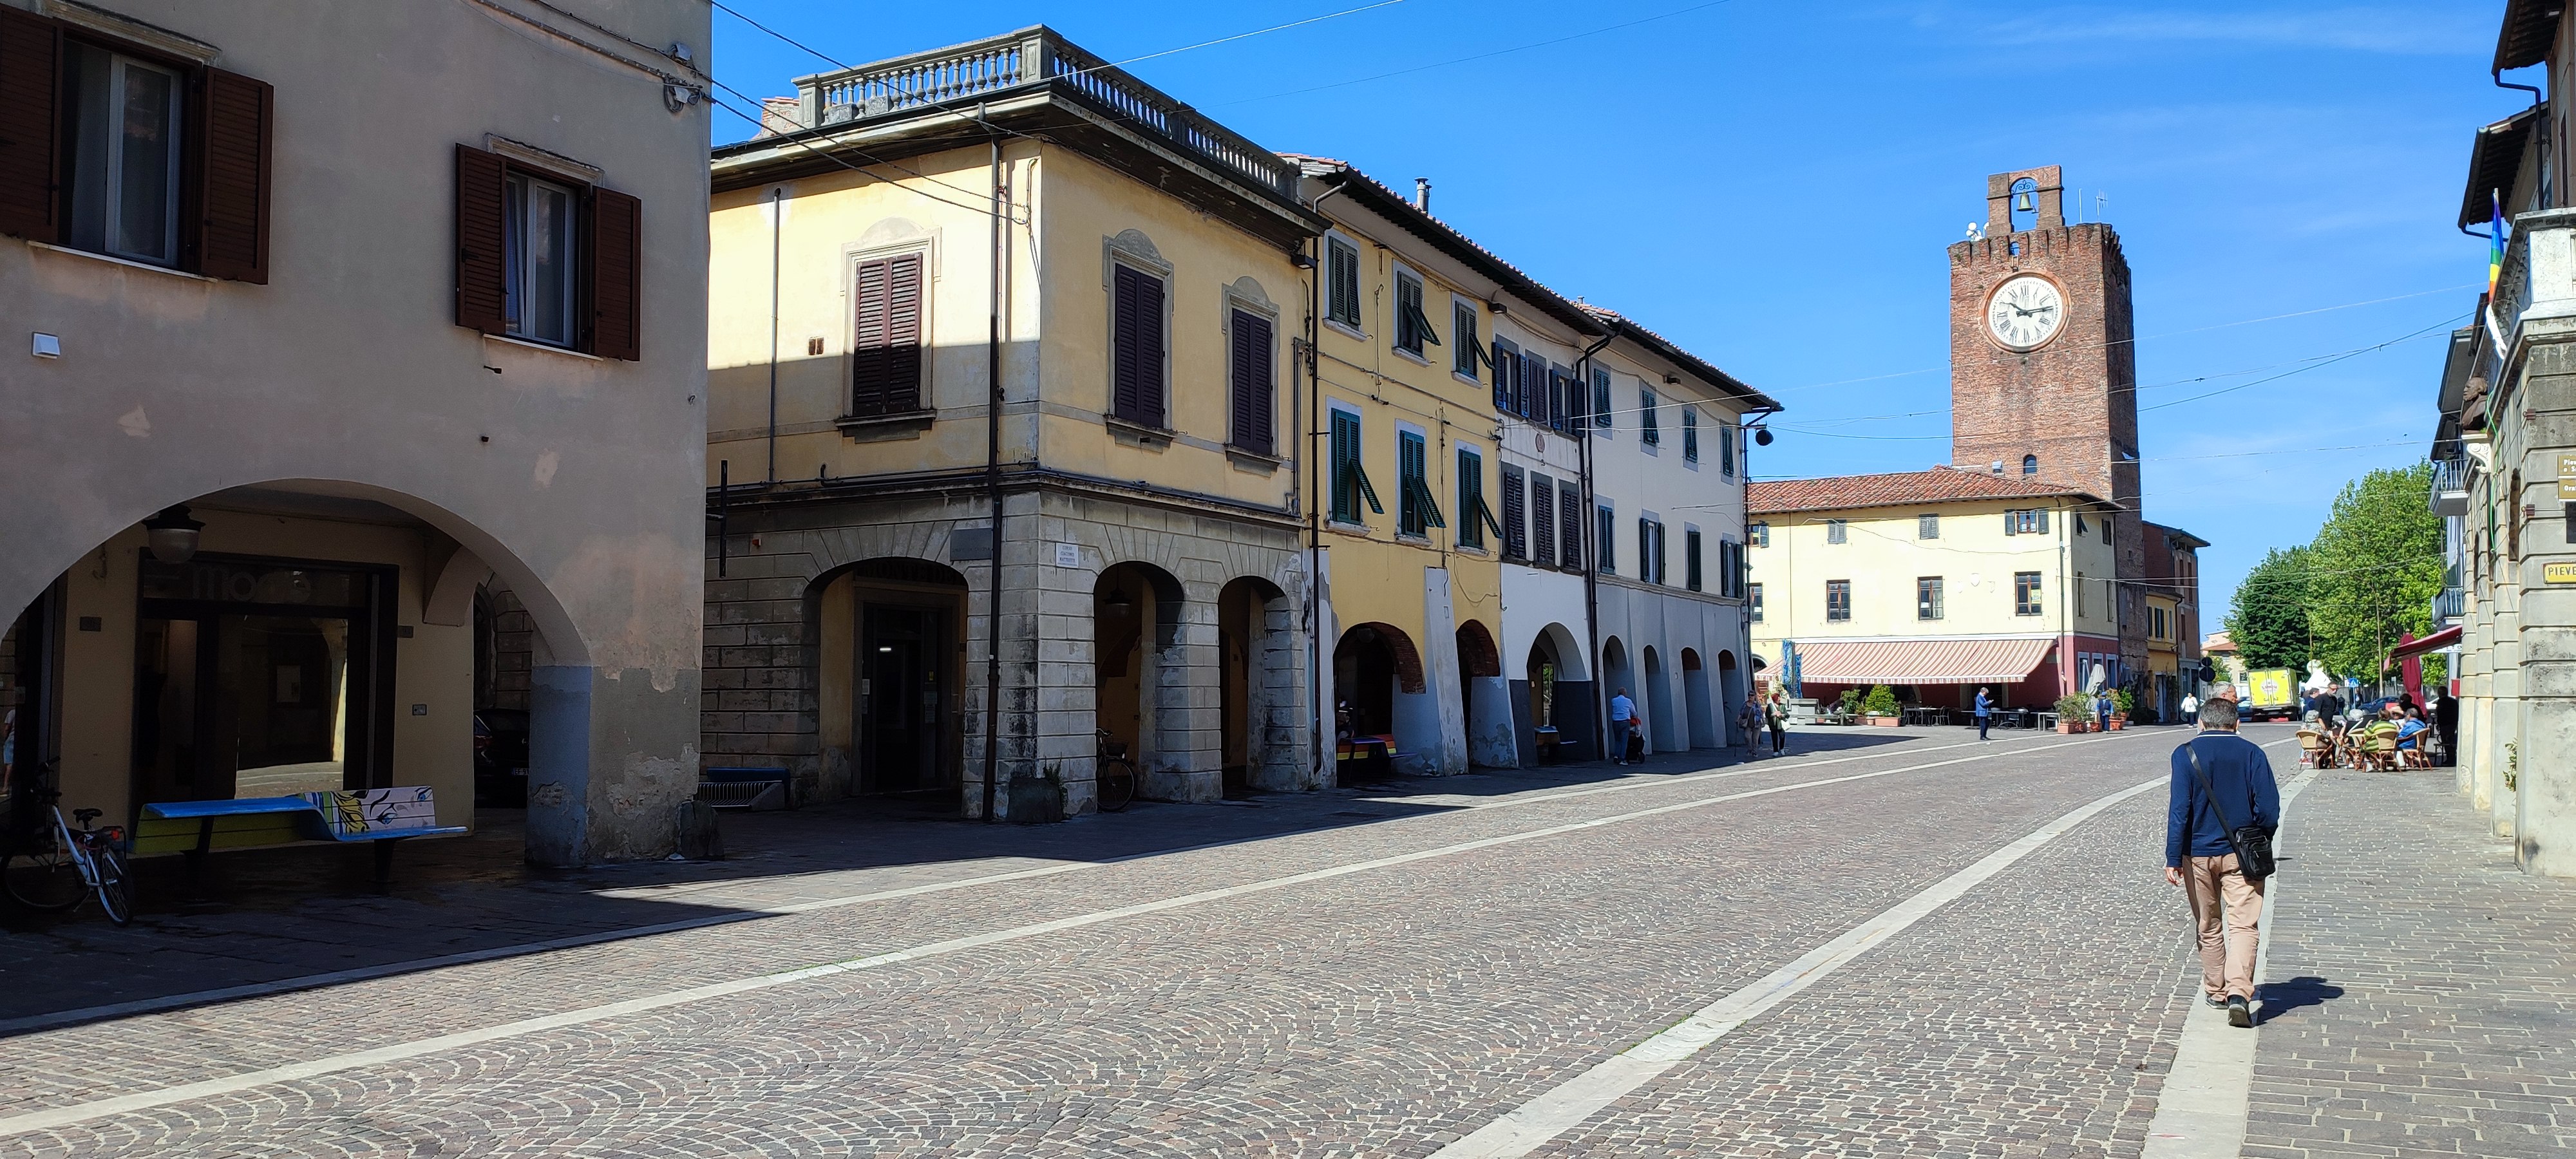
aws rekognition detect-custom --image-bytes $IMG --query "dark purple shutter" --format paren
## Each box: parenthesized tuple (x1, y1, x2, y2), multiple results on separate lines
(1112, 264, 1165, 426)
(852, 257, 890, 414)
(192, 67, 272, 283)
(1558, 480, 1582, 570)
(453, 145, 507, 334)
(0, 6, 61, 243)
(1230, 308, 1274, 455)
(587, 186, 641, 359)
(1501, 466, 1526, 559)
(1531, 474, 1556, 566)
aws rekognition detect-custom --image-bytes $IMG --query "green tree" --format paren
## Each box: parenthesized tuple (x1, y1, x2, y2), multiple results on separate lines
(2307, 464, 2443, 681)
(2228, 545, 2313, 670)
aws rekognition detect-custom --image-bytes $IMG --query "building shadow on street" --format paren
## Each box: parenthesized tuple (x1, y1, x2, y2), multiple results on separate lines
(0, 727, 1951, 1034)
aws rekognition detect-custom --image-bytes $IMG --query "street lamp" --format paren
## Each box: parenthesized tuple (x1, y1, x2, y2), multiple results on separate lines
(142, 504, 204, 565)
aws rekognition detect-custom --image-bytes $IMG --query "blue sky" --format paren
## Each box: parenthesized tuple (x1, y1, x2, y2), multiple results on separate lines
(710, 0, 2512, 625)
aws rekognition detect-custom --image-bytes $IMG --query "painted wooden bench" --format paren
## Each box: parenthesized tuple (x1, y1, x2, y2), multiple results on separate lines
(137, 786, 466, 884)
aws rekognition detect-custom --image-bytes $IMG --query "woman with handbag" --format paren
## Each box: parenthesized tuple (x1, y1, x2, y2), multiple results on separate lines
(2164, 697, 2282, 1028)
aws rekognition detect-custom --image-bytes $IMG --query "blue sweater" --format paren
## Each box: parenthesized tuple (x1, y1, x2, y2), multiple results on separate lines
(2166, 732, 2280, 867)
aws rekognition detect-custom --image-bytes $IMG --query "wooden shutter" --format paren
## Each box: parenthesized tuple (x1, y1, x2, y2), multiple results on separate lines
(1501, 464, 1526, 559)
(2003, 511, 2020, 536)
(1558, 480, 1582, 571)
(851, 253, 922, 415)
(1230, 308, 1273, 455)
(1492, 341, 1513, 412)
(453, 144, 508, 334)
(1331, 410, 1360, 521)
(1112, 264, 1164, 426)
(1531, 474, 1555, 566)
(191, 67, 272, 283)
(0, 6, 61, 242)
(587, 185, 641, 359)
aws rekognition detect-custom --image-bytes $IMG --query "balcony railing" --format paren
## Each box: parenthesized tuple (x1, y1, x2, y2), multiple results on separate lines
(2432, 586, 2466, 625)
(2430, 455, 2470, 516)
(792, 28, 1299, 201)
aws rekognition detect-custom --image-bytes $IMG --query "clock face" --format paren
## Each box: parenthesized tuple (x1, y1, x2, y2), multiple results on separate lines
(1986, 276, 2066, 350)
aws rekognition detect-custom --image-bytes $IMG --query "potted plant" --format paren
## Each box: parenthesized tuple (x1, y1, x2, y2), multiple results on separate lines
(2109, 688, 2134, 730)
(2054, 693, 2092, 733)
(1837, 688, 1863, 724)
(1862, 684, 1901, 726)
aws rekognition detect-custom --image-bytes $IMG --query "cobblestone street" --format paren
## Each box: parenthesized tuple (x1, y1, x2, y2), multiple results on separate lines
(3, 725, 2570, 1157)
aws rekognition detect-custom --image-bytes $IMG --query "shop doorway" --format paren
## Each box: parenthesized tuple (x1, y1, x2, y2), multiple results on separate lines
(859, 603, 949, 795)
(130, 556, 393, 809)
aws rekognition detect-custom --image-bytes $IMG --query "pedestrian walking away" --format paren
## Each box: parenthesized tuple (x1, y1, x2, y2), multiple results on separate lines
(1974, 686, 1993, 740)
(1766, 692, 1788, 754)
(1736, 695, 1761, 759)
(1609, 688, 1637, 766)
(2164, 696, 2282, 1028)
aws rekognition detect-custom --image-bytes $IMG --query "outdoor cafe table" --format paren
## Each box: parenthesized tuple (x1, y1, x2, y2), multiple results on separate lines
(1902, 706, 1949, 726)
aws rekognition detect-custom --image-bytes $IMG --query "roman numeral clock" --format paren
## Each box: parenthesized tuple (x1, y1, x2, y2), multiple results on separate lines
(1985, 274, 2065, 352)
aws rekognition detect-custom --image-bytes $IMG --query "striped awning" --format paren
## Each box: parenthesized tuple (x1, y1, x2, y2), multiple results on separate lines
(1792, 638, 2055, 686)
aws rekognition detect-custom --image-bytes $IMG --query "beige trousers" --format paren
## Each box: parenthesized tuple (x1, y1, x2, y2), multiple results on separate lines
(2184, 853, 2264, 1000)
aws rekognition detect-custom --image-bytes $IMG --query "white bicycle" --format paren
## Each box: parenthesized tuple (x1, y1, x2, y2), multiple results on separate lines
(2, 788, 134, 926)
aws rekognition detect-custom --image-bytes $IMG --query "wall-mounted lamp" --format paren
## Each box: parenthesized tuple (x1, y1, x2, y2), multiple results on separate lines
(1752, 427, 1775, 446)
(1291, 251, 1316, 270)
(1105, 588, 1133, 615)
(1486, 301, 1507, 315)
(142, 504, 204, 565)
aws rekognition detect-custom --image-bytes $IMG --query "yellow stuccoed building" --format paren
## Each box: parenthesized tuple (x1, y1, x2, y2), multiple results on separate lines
(704, 29, 1324, 816)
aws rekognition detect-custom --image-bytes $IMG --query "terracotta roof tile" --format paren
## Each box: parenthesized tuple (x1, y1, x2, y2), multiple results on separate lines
(1747, 467, 2103, 515)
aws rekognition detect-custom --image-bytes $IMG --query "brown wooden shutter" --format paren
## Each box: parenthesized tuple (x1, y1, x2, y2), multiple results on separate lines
(850, 252, 922, 415)
(884, 252, 920, 409)
(191, 67, 272, 283)
(1229, 308, 1273, 455)
(587, 185, 641, 359)
(0, 6, 61, 243)
(453, 144, 507, 334)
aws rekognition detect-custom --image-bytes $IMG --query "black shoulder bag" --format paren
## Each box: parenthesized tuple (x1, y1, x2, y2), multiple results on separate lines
(2185, 742, 2275, 880)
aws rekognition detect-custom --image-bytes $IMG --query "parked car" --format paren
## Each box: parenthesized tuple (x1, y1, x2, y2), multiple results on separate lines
(473, 708, 531, 807)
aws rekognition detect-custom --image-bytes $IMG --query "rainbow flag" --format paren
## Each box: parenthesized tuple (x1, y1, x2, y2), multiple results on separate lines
(2488, 190, 2509, 348)
(2492, 190, 2506, 297)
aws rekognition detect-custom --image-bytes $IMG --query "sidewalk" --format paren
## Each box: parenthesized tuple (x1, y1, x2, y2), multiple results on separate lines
(0, 737, 1905, 1031)
(2246, 768, 2576, 1157)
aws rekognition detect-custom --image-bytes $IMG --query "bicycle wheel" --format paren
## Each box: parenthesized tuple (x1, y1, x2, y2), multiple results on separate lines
(3, 840, 87, 912)
(90, 844, 133, 927)
(1097, 758, 1136, 813)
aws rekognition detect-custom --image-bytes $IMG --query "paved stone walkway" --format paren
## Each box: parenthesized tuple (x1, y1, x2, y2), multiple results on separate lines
(4, 725, 2566, 1156)
(2245, 768, 2576, 1158)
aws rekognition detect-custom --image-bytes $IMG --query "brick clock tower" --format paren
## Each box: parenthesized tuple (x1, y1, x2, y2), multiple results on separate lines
(1947, 165, 2146, 684)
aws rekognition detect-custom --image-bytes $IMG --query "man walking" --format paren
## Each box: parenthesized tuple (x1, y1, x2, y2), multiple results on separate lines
(2166, 697, 2281, 1028)
(1766, 692, 1788, 755)
(1974, 686, 1993, 741)
(1737, 695, 1762, 760)
(1609, 687, 1637, 766)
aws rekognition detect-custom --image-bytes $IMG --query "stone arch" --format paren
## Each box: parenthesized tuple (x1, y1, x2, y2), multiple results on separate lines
(1518, 623, 1596, 765)
(1456, 619, 1513, 769)
(1217, 575, 1297, 794)
(0, 478, 648, 868)
(1716, 649, 1748, 748)
(1097, 560, 1193, 802)
(1681, 647, 1719, 749)
(806, 557, 970, 804)
(1643, 645, 1677, 753)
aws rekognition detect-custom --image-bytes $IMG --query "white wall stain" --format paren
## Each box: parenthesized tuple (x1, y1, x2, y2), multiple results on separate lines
(533, 450, 560, 488)
(117, 406, 149, 438)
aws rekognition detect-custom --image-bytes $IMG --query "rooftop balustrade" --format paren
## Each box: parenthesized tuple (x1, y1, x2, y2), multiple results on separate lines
(790, 28, 1299, 202)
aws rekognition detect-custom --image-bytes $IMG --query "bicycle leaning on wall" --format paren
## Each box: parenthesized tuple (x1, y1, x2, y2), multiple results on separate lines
(2, 778, 135, 926)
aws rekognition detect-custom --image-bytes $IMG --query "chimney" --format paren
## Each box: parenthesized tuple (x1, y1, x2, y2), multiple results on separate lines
(1414, 177, 1431, 213)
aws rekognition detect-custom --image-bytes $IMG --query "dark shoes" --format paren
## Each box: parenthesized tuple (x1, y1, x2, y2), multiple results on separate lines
(2227, 995, 2253, 1028)
(2206, 995, 2230, 1010)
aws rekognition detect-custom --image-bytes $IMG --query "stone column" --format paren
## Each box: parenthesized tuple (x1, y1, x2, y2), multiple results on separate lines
(526, 663, 702, 867)
(1422, 568, 1468, 777)
(1148, 596, 1224, 802)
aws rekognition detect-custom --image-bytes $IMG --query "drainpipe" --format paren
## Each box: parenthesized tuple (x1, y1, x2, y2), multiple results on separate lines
(1572, 331, 1613, 760)
(1306, 181, 1348, 786)
(766, 185, 782, 485)
(981, 131, 1005, 823)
